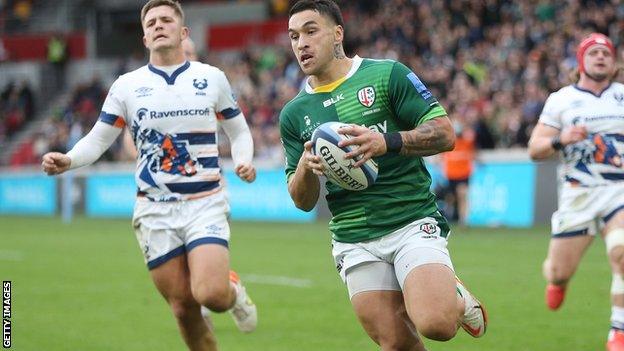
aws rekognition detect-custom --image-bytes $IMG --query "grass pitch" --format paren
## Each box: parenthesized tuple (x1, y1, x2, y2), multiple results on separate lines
(1, 216, 611, 350)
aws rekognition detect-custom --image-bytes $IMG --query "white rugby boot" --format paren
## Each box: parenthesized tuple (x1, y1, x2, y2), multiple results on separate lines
(456, 276, 488, 338)
(228, 271, 257, 333)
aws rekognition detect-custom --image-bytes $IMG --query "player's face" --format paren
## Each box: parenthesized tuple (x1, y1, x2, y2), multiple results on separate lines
(288, 10, 341, 76)
(142, 5, 188, 53)
(583, 45, 616, 82)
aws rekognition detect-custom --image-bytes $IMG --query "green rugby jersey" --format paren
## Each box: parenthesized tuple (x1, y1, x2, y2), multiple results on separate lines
(279, 56, 448, 243)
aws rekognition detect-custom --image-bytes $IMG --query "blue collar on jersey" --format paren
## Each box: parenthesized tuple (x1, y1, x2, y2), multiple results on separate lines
(573, 83, 612, 98)
(148, 61, 191, 85)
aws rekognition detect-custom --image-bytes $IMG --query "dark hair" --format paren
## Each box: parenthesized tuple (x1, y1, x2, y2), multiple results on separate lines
(141, 0, 185, 24)
(288, 0, 344, 27)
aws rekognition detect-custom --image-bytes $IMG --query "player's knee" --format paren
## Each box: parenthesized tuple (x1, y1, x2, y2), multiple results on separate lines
(192, 283, 231, 312)
(543, 259, 571, 285)
(416, 315, 457, 341)
(606, 229, 624, 269)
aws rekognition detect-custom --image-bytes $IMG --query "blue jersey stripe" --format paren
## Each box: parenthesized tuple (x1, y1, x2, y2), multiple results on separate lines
(165, 180, 219, 194)
(99, 111, 120, 125)
(175, 132, 216, 145)
(220, 107, 241, 119)
(197, 157, 219, 168)
(601, 172, 624, 181)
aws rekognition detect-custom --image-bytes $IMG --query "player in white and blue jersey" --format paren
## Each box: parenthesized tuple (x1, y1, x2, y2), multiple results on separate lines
(42, 1, 257, 349)
(529, 33, 624, 350)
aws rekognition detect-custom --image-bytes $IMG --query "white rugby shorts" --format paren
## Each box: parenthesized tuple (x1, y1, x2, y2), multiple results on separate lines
(331, 216, 454, 298)
(551, 182, 624, 237)
(132, 190, 230, 269)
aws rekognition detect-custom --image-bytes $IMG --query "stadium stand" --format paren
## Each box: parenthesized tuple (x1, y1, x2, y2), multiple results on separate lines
(1, 0, 623, 167)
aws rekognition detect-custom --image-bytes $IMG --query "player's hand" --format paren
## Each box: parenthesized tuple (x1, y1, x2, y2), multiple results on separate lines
(301, 141, 324, 176)
(560, 126, 588, 145)
(41, 152, 71, 175)
(337, 124, 386, 168)
(235, 163, 256, 183)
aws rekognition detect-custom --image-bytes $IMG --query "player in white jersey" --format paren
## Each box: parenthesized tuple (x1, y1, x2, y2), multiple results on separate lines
(529, 33, 624, 351)
(42, 1, 257, 350)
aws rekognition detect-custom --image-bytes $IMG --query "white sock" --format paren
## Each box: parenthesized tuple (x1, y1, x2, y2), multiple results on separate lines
(611, 306, 624, 330)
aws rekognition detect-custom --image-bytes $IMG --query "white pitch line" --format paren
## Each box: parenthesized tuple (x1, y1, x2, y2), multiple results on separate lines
(0, 250, 24, 262)
(241, 274, 313, 288)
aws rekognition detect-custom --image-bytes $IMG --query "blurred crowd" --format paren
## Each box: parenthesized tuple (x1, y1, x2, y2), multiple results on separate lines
(6, 0, 624, 167)
(0, 80, 33, 143)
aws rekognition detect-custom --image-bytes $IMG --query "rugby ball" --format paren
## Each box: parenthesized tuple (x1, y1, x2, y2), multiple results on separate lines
(311, 122, 378, 191)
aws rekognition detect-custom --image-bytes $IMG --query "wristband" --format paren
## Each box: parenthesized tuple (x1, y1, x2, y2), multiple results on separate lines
(383, 132, 403, 153)
(551, 135, 563, 151)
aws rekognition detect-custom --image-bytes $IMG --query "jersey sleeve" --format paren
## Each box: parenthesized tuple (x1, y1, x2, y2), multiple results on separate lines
(98, 77, 128, 129)
(538, 93, 562, 129)
(279, 107, 303, 183)
(215, 70, 243, 120)
(387, 62, 447, 127)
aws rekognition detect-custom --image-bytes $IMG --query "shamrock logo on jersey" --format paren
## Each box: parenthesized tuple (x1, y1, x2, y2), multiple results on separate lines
(193, 78, 208, 90)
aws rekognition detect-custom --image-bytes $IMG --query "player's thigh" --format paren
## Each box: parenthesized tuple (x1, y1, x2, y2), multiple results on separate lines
(182, 195, 232, 299)
(545, 234, 594, 278)
(149, 254, 199, 318)
(402, 263, 457, 334)
(187, 244, 231, 298)
(605, 210, 624, 233)
(348, 263, 422, 350)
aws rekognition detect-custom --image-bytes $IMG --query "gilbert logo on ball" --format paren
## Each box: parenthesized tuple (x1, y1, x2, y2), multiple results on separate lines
(311, 122, 378, 191)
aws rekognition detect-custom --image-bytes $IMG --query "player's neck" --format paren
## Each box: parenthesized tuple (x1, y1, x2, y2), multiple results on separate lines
(149, 48, 186, 67)
(577, 75, 612, 95)
(310, 57, 353, 87)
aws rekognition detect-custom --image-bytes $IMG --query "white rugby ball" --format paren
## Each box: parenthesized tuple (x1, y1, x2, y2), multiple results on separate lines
(311, 121, 378, 191)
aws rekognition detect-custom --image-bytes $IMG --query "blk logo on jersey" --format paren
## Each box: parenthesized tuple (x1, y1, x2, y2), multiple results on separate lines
(614, 92, 624, 105)
(357, 86, 376, 108)
(323, 94, 344, 107)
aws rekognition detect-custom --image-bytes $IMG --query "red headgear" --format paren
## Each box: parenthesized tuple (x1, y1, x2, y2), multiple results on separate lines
(576, 33, 616, 73)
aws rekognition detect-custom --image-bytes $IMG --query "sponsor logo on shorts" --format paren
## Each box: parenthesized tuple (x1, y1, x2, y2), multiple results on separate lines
(206, 224, 224, 237)
(420, 223, 437, 235)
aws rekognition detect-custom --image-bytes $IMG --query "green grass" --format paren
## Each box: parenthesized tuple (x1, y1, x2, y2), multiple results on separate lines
(0, 216, 612, 350)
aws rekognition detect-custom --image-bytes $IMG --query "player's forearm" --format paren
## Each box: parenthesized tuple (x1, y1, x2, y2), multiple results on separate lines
(287, 160, 320, 212)
(398, 117, 455, 157)
(528, 136, 558, 160)
(67, 121, 122, 169)
(220, 115, 254, 165)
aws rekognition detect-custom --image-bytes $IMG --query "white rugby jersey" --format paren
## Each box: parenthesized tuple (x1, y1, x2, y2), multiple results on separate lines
(539, 82, 624, 187)
(100, 61, 242, 201)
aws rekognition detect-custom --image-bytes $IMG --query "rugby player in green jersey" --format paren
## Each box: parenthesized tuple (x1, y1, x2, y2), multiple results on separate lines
(279, 1, 488, 349)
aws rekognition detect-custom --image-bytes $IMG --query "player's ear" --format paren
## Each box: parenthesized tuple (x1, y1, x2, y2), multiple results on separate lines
(334, 25, 344, 45)
(142, 35, 148, 48)
(181, 26, 189, 41)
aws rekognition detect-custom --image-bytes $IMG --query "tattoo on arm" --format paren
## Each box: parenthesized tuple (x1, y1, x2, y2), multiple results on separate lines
(334, 44, 345, 59)
(399, 118, 454, 156)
